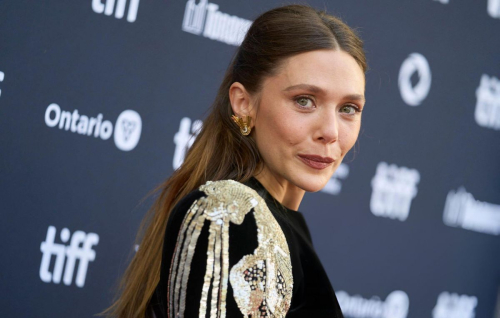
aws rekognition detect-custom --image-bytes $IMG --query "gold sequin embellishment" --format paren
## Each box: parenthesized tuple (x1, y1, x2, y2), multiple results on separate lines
(168, 180, 293, 318)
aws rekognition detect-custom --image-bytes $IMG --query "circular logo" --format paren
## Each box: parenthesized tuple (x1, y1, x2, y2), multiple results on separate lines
(398, 53, 432, 106)
(114, 110, 142, 151)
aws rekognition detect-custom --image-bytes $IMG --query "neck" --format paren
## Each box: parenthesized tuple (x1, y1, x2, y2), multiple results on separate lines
(253, 167, 305, 211)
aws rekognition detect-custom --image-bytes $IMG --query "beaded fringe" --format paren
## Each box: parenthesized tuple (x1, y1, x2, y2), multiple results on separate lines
(168, 180, 293, 317)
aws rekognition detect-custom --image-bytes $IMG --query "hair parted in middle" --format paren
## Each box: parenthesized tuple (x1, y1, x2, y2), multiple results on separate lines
(104, 4, 367, 318)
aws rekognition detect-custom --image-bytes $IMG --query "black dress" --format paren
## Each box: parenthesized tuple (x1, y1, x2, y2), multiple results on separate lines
(149, 177, 344, 317)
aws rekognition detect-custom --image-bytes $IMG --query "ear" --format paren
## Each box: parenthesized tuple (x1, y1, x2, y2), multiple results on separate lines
(229, 82, 256, 126)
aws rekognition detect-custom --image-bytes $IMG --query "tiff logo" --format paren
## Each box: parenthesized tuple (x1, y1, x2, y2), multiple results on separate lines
(92, 0, 140, 23)
(370, 162, 420, 221)
(40, 226, 99, 288)
(173, 117, 202, 169)
(475, 74, 500, 130)
(432, 292, 478, 318)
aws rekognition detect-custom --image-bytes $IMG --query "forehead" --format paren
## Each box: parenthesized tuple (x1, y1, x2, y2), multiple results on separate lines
(267, 49, 365, 96)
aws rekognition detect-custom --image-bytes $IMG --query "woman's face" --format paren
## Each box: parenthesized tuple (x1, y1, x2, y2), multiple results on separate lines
(249, 49, 366, 193)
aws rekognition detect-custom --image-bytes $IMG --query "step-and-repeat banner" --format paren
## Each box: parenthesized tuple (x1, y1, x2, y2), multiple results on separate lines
(1, 1, 499, 317)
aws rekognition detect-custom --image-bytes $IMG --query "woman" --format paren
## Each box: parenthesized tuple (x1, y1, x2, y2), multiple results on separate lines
(105, 4, 367, 318)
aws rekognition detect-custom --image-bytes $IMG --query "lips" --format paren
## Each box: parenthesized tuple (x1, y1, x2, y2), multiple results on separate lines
(298, 154, 334, 170)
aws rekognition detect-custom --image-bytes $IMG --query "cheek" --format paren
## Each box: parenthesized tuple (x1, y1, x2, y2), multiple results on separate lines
(276, 115, 307, 148)
(259, 103, 304, 147)
(339, 121, 361, 155)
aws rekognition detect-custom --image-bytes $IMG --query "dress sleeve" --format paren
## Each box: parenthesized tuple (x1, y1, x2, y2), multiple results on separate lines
(153, 180, 293, 318)
(157, 189, 259, 318)
(168, 192, 228, 317)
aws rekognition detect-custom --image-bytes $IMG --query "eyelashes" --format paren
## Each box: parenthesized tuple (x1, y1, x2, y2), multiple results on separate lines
(293, 95, 362, 114)
(340, 104, 361, 115)
(294, 96, 315, 109)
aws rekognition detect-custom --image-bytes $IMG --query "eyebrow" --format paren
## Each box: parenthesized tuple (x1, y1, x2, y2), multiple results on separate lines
(282, 84, 365, 102)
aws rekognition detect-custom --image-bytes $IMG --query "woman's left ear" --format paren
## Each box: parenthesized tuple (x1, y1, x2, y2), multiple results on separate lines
(229, 82, 256, 123)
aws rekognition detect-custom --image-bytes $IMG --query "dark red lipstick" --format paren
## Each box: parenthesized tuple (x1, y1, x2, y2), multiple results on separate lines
(297, 154, 334, 170)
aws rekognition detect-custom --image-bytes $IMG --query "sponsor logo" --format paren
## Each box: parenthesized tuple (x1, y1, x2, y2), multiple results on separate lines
(443, 187, 500, 235)
(432, 292, 478, 318)
(44, 103, 142, 151)
(92, 0, 140, 23)
(321, 163, 349, 195)
(488, 0, 500, 18)
(0, 71, 4, 97)
(173, 117, 202, 169)
(336, 290, 410, 318)
(39, 226, 99, 288)
(114, 109, 142, 151)
(182, 0, 252, 46)
(370, 162, 420, 221)
(398, 53, 432, 106)
(475, 74, 500, 130)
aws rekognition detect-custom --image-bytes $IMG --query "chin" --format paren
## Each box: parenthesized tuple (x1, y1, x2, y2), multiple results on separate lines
(292, 174, 330, 193)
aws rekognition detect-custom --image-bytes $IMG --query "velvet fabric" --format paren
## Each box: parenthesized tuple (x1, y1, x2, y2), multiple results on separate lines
(149, 177, 344, 317)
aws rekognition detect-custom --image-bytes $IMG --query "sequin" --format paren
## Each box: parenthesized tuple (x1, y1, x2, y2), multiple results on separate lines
(168, 180, 293, 318)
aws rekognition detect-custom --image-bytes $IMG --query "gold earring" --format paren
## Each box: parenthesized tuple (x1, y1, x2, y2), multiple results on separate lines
(231, 115, 252, 135)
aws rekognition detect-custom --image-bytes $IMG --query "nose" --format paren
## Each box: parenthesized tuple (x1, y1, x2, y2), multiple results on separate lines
(315, 109, 338, 144)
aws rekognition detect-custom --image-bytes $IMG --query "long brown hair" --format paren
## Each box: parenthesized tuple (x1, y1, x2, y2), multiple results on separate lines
(104, 4, 367, 317)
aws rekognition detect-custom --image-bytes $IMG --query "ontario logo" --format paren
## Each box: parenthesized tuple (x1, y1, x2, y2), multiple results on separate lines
(336, 290, 410, 318)
(44, 103, 142, 151)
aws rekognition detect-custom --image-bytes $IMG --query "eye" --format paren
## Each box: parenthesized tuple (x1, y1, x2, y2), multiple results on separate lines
(294, 96, 315, 109)
(339, 104, 360, 115)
